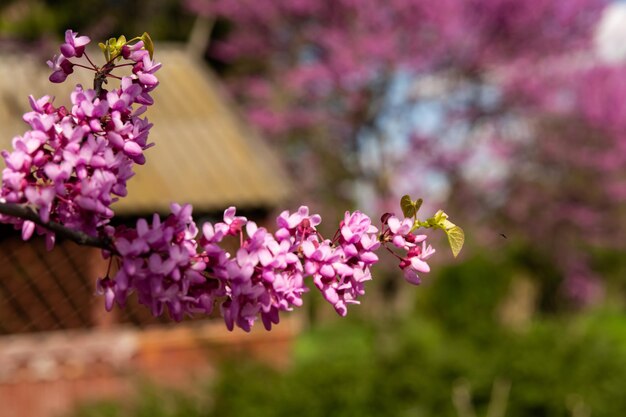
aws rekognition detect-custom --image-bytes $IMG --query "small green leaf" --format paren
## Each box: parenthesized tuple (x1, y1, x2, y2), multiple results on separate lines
(423, 209, 464, 256)
(424, 210, 444, 229)
(141, 32, 154, 59)
(400, 195, 416, 218)
(98, 42, 109, 60)
(446, 226, 465, 258)
(414, 198, 423, 213)
(112, 36, 127, 61)
(442, 219, 456, 230)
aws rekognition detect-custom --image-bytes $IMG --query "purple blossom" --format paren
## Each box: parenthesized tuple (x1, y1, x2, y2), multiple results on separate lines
(60, 30, 91, 58)
(2, 31, 161, 239)
(47, 55, 74, 83)
(383, 215, 435, 286)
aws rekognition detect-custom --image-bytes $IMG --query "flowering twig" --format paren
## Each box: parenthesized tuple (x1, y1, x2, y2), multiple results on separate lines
(0, 201, 113, 251)
(0, 29, 462, 332)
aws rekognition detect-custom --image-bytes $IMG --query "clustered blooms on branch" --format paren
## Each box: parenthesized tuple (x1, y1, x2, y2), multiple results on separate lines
(0, 31, 463, 332)
(99, 203, 442, 331)
(0, 30, 159, 248)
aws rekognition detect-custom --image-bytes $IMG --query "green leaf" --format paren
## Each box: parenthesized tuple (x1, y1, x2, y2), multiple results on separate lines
(446, 226, 465, 258)
(112, 36, 127, 61)
(422, 209, 464, 256)
(425, 210, 445, 229)
(141, 32, 154, 59)
(400, 195, 416, 218)
(98, 42, 109, 60)
(442, 219, 456, 230)
(414, 198, 423, 213)
(400, 195, 424, 219)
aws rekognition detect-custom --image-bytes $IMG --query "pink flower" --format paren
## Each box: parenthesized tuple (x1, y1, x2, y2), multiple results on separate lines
(60, 30, 91, 58)
(47, 55, 74, 83)
(340, 210, 378, 244)
(218, 206, 248, 236)
(399, 241, 435, 286)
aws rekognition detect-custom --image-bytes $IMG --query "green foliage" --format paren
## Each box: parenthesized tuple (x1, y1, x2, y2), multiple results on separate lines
(0, 0, 193, 42)
(418, 254, 513, 337)
(141, 32, 154, 59)
(98, 33, 153, 62)
(0, 2, 58, 40)
(399, 195, 465, 258)
(99, 35, 128, 62)
(205, 312, 626, 417)
(68, 383, 207, 417)
(445, 226, 465, 258)
(400, 194, 421, 219)
(420, 209, 465, 258)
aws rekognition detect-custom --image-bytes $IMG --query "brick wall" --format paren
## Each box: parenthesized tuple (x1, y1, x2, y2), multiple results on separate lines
(0, 317, 301, 417)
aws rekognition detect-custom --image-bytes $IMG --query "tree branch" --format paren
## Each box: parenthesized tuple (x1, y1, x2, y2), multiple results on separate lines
(0, 202, 114, 251)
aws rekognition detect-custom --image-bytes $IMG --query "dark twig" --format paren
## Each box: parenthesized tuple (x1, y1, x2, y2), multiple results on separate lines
(0, 202, 114, 252)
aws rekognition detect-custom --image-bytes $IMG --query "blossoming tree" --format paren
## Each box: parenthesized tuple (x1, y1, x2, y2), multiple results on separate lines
(186, 0, 604, 206)
(188, 0, 626, 304)
(0, 31, 463, 332)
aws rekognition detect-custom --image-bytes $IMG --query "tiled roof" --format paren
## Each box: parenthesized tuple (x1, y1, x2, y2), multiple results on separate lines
(0, 46, 292, 215)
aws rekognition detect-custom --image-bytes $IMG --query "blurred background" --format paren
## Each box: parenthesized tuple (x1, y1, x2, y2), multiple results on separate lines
(2, 0, 626, 416)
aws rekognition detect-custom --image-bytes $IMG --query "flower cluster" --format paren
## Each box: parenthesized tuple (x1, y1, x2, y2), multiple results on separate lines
(0, 30, 160, 247)
(381, 214, 436, 285)
(98, 204, 208, 321)
(303, 210, 380, 316)
(101, 205, 310, 331)
(98, 204, 435, 332)
(0, 30, 454, 333)
(47, 30, 90, 82)
(200, 207, 313, 331)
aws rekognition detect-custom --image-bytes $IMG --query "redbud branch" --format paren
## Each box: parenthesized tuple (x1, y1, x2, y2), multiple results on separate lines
(83, 51, 97, 69)
(94, 62, 116, 96)
(94, 72, 107, 96)
(73, 63, 97, 71)
(383, 244, 403, 261)
(0, 202, 114, 251)
(105, 55, 121, 67)
(104, 256, 113, 279)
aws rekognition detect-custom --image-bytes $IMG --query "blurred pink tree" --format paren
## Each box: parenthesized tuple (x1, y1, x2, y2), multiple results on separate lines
(188, 0, 626, 305)
(500, 59, 626, 305)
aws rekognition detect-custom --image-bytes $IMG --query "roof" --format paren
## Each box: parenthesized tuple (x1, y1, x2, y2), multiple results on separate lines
(0, 46, 292, 215)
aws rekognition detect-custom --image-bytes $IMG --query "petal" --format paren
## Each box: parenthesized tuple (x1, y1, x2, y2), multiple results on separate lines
(403, 269, 421, 285)
(21, 221, 35, 241)
(410, 257, 431, 273)
(123, 141, 143, 156)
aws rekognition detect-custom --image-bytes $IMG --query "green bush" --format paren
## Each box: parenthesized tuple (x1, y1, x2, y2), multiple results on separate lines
(207, 254, 626, 417)
(207, 312, 626, 417)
